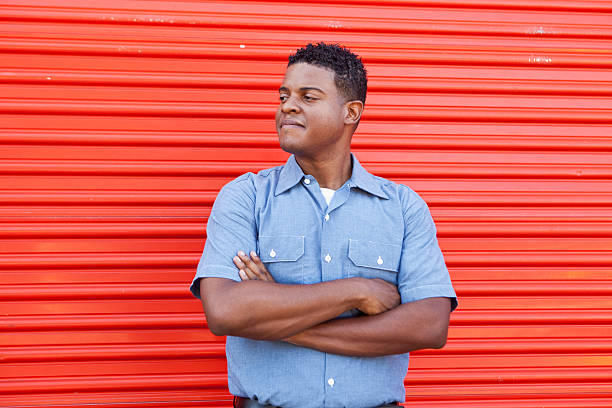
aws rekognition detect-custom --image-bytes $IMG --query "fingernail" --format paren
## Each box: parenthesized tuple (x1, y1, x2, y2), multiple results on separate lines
(238, 250, 245, 256)
(250, 251, 258, 258)
(239, 269, 246, 279)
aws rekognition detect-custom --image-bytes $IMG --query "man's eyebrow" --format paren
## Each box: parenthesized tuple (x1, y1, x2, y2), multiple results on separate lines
(299, 87, 325, 93)
(278, 86, 325, 94)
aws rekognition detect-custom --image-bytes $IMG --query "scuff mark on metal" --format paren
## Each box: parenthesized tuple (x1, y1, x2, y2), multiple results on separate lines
(526, 26, 555, 36)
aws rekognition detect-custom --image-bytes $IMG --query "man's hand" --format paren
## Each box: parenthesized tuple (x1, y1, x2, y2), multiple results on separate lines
(233, 250, 276, 282)
(355, 278, 400, 315)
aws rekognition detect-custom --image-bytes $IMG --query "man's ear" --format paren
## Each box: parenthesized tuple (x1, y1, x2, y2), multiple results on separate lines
(344, 100, 364, 126)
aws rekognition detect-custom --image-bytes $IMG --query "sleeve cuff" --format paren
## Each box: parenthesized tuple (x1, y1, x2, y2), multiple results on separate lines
(189, 265, 241, 299)
(400, 284, 458, 312)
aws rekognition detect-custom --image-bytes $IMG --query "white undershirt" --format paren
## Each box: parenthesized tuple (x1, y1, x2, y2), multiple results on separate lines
(320, 187, 336, 205)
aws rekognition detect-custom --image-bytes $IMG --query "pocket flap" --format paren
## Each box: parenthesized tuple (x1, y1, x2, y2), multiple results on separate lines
(348, 239, 401, 272)
(259, 235, 305, 262)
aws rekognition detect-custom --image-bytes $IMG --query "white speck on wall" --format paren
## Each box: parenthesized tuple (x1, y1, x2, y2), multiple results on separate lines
(240, 44, 246, 48)
(529, 55, 552, 64)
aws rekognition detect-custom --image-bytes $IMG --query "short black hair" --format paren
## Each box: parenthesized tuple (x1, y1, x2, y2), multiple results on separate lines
(288, 42, 367, 105)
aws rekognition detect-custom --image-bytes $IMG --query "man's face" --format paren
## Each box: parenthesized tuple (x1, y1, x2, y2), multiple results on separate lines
(275, 63, 347, 157)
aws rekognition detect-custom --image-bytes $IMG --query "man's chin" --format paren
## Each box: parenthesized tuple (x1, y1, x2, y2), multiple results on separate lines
(278, 135, 305, 155)
(279, 141, 302, 155)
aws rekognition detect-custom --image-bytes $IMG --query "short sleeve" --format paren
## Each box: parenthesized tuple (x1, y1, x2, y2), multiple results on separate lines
(397, 189, 458, 312)
(189, 174, 258, 299)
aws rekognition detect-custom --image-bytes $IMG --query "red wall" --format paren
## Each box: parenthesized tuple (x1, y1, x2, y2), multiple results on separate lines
(2, 1, 612, 406)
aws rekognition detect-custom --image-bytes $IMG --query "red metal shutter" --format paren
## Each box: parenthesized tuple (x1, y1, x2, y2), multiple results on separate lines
(1, 1, 611, 407)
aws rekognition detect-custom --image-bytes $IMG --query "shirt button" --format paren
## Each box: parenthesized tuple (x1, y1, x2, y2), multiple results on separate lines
(269, 249, 276, 258)
(303, 178, 311, 185)
(377, 256, 383, 265)
(324, 254, 331, 263)
(327, 378, 335, 387)
(324, 214, 330, 222)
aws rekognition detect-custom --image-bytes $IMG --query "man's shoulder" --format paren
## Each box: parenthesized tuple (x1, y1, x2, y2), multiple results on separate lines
(367, 173, 425, 206)
(363, 174, 431, 226)
(218, 172, 255, 197)
(218, 164, 285, 196)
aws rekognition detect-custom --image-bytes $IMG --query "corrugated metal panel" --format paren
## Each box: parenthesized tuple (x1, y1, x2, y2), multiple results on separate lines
(1, 0, 611, 406)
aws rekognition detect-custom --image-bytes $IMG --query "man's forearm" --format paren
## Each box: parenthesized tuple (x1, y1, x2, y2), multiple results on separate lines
(200, 277, 367, 341)
(284, 297, 451, 357)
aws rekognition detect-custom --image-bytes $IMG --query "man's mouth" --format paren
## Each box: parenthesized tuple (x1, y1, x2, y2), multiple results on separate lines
(280, 119, 304, 128)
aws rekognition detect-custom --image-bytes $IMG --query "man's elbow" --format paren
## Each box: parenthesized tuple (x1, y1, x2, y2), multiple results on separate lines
(205, 307, 279, 340)
(201, 293, 243, 336)
(426, 316, 450, 349)
(205, 310, 232, 337)
(425, 298, 451, 349)
(429, 325, 448, 349)
(203, 298, 270, 339)
(199, 278, 242, 336)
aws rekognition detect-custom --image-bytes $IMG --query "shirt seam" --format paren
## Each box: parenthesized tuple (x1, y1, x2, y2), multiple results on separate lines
(199, 265, 237, 273)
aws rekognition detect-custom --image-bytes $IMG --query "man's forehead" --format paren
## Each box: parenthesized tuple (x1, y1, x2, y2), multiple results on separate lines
(281, 63, 336, 90)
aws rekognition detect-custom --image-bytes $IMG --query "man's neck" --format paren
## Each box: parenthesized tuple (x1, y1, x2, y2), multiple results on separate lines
(295, 151, 352, 190)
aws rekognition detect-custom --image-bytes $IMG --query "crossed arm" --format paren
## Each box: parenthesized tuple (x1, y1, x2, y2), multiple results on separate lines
(199, 251, 451, 357)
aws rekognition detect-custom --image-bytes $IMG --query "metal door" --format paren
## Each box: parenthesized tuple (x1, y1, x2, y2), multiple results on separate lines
(1, 1, 611, 406)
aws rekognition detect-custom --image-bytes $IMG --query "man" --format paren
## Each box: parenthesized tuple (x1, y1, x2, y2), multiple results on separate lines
(190, 42, 458, 408)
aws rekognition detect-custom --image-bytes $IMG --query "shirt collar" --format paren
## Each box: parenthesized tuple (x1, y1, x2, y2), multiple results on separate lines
(275, 155, 305, 196)
(275, 153, 389, 200)
(348, 153, 389, 199)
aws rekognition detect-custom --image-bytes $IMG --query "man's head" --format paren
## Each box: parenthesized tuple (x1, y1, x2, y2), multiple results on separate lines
(276, 43, 368, 159)
(288, 42, 367, 106)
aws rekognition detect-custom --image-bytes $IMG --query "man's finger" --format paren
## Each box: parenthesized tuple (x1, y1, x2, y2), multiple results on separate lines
(238, 269, 248, 281)
(250, 251, 275, 282)
(235, 252, 258, 280)
(233, 255, 246, 270)
(243, 267, 257, 280)
(236, 252, 255, 272)
(238, 251, 267, 280)
(238, 251, 261, 277)
(250, 251, 266, 269)
(244, 251, 269, 281)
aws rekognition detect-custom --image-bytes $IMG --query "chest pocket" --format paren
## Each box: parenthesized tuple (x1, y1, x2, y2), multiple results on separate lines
(347, 239, 401, 284)
(258, 235, 305, 284)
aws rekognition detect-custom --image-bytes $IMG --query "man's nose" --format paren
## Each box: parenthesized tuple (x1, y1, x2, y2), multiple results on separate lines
(281, 96, 301, 113)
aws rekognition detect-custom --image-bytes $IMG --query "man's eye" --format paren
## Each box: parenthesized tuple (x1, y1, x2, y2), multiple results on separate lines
(279, 95, 288, 102)
(303, 95, 317, 101)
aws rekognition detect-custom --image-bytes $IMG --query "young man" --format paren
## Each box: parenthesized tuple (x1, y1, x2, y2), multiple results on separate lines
(190, 43, 458, 408)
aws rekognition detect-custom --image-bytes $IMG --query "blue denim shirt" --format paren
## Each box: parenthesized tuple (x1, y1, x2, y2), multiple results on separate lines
(190, 153, 457, 408)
